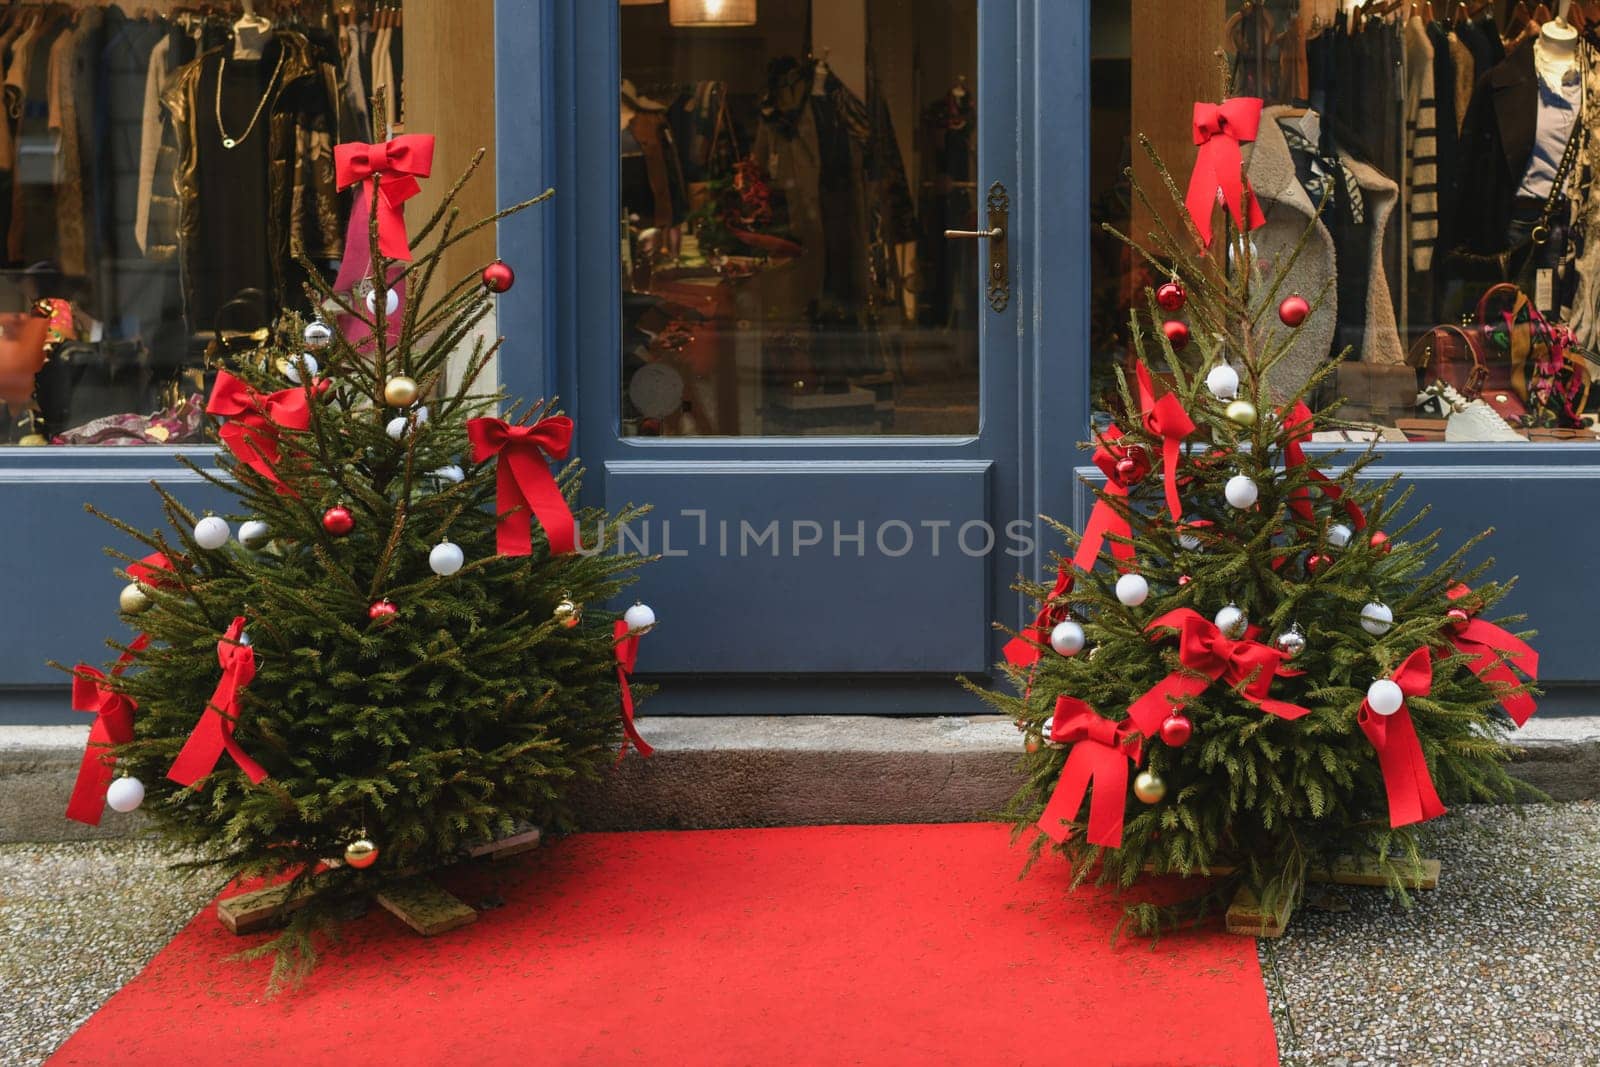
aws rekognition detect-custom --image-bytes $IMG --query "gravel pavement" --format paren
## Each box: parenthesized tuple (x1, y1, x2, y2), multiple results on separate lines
(3, 806, 1596, 1065)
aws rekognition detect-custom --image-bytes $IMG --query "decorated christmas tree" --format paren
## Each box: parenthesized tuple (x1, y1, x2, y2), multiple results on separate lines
(986, 100, 1541, 932)
(59, 136, 657, 983)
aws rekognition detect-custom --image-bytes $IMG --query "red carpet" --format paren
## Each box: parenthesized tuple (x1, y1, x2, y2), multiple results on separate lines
(50, 824, 1277, 1066)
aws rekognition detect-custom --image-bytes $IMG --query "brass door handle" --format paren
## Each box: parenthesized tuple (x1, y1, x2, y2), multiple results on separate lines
(944, 227, 1004, 240)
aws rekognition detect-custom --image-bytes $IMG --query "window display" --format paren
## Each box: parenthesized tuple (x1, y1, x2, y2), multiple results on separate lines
(0, 0, 405, 447)
(1093, 0, 1600, 444)
(619, 0, 978, 437)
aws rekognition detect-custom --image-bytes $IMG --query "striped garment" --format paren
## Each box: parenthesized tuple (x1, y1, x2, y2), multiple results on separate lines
(1405, 16, 1439, 272)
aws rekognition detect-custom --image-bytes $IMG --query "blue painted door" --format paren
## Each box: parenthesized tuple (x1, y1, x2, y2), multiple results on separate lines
(495, 2, 1088, 712)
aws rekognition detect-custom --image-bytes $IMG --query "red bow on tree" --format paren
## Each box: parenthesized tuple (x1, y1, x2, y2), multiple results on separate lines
(127, 552, 177, 588)
(65, 635, 152, 825)
(1186, 98, 1268, 247)
(1037, 696, 1143, 848)
(167, 618, 269, 787)
(466, 415, 577, 557)
(1359, 648, 1447, 828)
(334, 134, 436, 263)
(1282, 402, 1367, 530)
(1135, 362, 1195, 524)
(613, 620, 654, 760)
(206, 371, 323, 495)
(1127, 608, 1310, 736)
(1445, 585, 1539, 726)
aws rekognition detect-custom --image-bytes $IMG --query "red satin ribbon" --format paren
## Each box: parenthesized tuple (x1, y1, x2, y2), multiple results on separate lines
(206, 371, 323, 495)
(65, 635, 152, 825)
(1282, 402, 1367, 530)
(1358, 647, 1447, 828)
(466, 415, 577, 557)
(1446, 585, 1539, 726)
(1127, 608, 1309, 736)
(167, 617, 269, 787)
(1186, 98, 1268, 247)
(1037, 696, 1143, 848)
(614, 620, 654, 760)
(1135, 363, 1195, 524)
(1004, 569, 1075, 669)
(334, 134, 436, 264)
(128, 552, 176, 587)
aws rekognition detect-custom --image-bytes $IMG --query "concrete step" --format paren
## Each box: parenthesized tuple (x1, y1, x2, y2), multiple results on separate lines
(5, 716, 1597, 843)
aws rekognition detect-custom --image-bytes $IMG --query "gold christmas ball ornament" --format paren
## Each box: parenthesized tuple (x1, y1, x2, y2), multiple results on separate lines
(119, 582, 152, 614)
(344, 836, 379, 869)
(1133, 769, 1168, 804)
(384, 375, 420, 407)
(553, 596, 581, 628)
(18, 433, 47, 446)
(1224, 399, 1258, 427)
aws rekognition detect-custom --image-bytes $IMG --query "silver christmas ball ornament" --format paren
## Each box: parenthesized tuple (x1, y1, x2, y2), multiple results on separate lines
(1214, 602, 1248, 639)
(303, 319, 333, 349)
(1274, 624, 1307, 659)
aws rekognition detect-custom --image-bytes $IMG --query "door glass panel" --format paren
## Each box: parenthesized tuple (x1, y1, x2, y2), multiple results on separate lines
(619, 0, 979, 437)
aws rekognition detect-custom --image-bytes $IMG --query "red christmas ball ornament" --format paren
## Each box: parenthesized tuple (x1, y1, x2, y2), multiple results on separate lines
(1115, 456, 1138, 480)
(1446, 607, 1472, 632)
(1160, 713, 1193, 747)
(1178, 575, 1191, 586)
(1161, 319, 1191, 350)
(322, 505, 354, 536)
(1306, 552, 1330, 574)
(1278, 293, 1311, 327)
(368, 599, 398, 625)
(1370, 529, 1392, 554)
(481, 260, 515, 294)
(1156, 280, 1187, 312)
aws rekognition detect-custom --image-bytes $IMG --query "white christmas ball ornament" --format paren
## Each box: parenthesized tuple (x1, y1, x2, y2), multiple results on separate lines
(1115, 573, 1150, 607)
(106, 776, 145, 813)
(1213, 602, 1248, 639)
(1360, 601, 1394, 636)
(238, 520, 270, 549)
(193, 515, 230, 549)
(1205, 363, 1240, 401)
(429, 541, 465, 577)
(283, 353, 318, 384)
(1225, 474, 1259, 510)
(1179, 531, 1202, 552)
(624, 602, 658, 633)
(1366, 679, 1405, 716)
(1050, 620, 1086, 656)
(386, 407, 428, 440)
(365, 287, 401, 317)
(431, 464, 465, 483)
(1328, 523, 1353, 549)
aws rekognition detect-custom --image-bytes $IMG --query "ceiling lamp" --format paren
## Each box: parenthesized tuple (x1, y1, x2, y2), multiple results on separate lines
(669, 0, 757, 26)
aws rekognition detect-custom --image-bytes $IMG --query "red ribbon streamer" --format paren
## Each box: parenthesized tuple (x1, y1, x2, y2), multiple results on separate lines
(65, 635, 152, 825)
(1358, 647, 1447, 828)
(1282, 402, 1367, 530)
(613, 620, 654, 759)
(206, 371, 323, 495)
(466, 415, 577, 557)
(1135, 363, 1194, 524)
(1186, 98, 1269, 247)
(1127, 608, 1309, 737)
(334, 134, 436, 265)
(1037, 696, 1142, 848)
(167, 617, 269, 787)
(1446, 585, 1539, 726)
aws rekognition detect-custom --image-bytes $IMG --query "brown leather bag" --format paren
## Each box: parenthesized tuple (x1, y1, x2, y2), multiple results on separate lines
(0, 306, 50, 408)
(1406, 322, 1527, 424)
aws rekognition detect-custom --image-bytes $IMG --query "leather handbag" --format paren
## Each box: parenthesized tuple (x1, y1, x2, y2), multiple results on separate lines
(1406, 322, 1527, 424)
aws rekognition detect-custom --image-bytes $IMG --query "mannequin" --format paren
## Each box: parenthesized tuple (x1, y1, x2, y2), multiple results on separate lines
(1533, 11, 1580, 87)
(232, 0, 273, 61)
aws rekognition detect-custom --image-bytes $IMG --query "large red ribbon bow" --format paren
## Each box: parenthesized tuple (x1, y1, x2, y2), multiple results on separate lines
(65, 634, 152, 825)
(1446, 585, 1539, 726)
(1282, 402, 1368, 530)
(1127, 608, 1310, 736)
(334, 134, 436, 264)
(466, 415, 577, 557)
(167, 617, 269, 787)
(1186, 98, 1268, 247)
(1037, 696, 1143, 848)
(1135, 363, 1195, 524)
(1359, 647, 1447, 828)
(614, 620, 654, 760)
(206, 371, 322, 495)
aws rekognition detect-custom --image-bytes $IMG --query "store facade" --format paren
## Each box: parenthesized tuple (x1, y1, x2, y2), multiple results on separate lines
(4, 0, 1597, 723)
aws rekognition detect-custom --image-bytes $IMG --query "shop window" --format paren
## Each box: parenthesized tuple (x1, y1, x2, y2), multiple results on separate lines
(0, 1, 423, 447)
(1093, 1, 1600, 444)
(618, 0, 978, 437)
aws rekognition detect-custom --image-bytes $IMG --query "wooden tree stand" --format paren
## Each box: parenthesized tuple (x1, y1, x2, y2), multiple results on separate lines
(216, 827, 544, 937)
(1220, 856, 1440, 938)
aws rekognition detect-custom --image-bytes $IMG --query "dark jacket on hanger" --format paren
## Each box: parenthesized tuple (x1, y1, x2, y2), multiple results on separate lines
(1456, 39, 1545, 254)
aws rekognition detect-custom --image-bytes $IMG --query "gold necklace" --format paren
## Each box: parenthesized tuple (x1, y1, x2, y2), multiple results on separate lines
(215, 51, 286, 150)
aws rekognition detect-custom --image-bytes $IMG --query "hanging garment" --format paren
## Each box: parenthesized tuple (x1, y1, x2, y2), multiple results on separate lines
(1457, 40, 1560, 255)
(622, 110, 689, 230)
(1405, 15, 1439, 273)
(1558, 44, 1600, 350)
(916, 88, 976, 330)
(134, 34, 173, 255)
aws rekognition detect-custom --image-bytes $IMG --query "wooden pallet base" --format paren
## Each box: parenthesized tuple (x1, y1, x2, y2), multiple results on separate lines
(216, 827, 542, 937)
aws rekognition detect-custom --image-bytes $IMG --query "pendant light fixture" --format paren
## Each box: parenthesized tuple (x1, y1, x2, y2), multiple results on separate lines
(669, 0, 757, 26)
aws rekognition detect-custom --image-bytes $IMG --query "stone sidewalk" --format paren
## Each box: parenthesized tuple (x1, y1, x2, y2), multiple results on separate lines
(3, 804, 1597, 1066)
